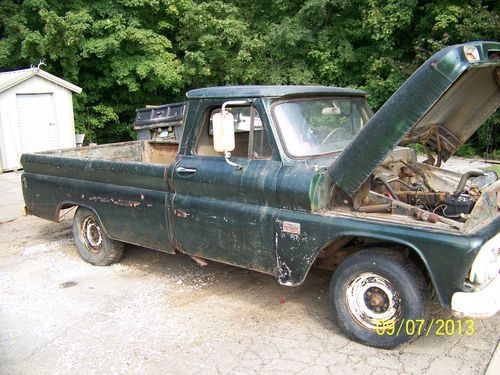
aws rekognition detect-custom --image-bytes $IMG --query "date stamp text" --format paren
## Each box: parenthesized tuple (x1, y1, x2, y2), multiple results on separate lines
(376, 319, 475, 336)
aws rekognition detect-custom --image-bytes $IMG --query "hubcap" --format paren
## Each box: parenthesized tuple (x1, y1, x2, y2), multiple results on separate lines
(81, 216, 103, 254)
(346, 272, 401, 331)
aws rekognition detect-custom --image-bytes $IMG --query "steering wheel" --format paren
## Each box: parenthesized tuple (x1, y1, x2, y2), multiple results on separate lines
(323, 127, 347, 144)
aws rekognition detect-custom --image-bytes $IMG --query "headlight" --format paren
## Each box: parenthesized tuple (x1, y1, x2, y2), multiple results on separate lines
(464, 45, 480, 62)
(469, 234, 500, 286)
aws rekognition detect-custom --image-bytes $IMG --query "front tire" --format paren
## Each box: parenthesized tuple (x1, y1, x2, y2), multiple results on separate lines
(330, 249, 429, 349)
(72, 207, 124, 266)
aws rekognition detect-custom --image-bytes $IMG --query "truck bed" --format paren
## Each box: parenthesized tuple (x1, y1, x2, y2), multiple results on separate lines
(21, 140, 179, 253)
(36, 140, 179, 165)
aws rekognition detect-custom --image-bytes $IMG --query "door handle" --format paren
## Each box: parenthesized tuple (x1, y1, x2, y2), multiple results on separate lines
(176, 166, 197, 174)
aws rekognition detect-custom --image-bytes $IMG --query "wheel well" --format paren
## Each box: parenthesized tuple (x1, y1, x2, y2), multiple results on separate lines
(55, 203, 77, 222)
(58, 203, 115, 240)
(313, 236, 433, 291)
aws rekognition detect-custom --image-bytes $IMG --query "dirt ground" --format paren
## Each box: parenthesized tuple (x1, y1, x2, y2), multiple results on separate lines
(1, 158, 499, 374)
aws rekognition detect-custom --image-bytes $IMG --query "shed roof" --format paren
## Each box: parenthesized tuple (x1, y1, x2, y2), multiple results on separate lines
(0, 67, 82, 94)
(186, 85, 367, 99)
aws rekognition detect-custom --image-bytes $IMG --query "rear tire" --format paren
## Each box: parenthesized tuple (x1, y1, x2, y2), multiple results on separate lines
(330, 248, 429, 349)
(72, 207, 124, 266)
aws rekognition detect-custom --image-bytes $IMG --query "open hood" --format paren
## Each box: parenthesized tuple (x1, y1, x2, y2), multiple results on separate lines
(328, 41, 500, 197)
(399, 61, 500, 163)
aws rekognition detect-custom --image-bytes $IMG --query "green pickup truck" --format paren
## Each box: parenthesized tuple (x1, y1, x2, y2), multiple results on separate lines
(21, 41, 499, 348)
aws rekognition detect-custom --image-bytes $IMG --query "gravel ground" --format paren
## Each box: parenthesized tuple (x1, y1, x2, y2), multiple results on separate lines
(0, 158, 499, 375)
(416, 156, 498, 174)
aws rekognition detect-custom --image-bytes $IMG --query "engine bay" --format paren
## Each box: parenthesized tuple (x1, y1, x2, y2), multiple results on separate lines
(354, 148, 499, 229)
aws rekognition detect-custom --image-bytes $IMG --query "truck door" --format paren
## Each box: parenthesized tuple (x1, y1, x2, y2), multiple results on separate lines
(171, 102, 280, 274)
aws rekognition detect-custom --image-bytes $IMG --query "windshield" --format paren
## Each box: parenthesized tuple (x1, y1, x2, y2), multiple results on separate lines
(273, 97, 372, 157)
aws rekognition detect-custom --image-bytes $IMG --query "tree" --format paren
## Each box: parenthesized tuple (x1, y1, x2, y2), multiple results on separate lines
(0, 0, 187, 143)
(1, 0, 497, 155)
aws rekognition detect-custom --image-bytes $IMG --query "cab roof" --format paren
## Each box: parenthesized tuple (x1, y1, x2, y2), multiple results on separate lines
(186, 85, 367, 99)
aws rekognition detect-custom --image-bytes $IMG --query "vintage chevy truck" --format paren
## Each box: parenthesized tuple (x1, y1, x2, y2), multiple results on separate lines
(22, 41, 499, 348)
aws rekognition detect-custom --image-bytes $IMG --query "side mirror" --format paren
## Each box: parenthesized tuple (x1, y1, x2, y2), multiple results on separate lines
(212, 111, 235, 152)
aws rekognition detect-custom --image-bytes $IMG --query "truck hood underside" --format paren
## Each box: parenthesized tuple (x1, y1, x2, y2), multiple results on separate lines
(328, 41, 500, 198)
(399, 65, 500, 161)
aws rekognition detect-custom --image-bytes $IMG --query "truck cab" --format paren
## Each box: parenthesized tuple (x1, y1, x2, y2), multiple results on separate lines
(170, 86, 371, 274)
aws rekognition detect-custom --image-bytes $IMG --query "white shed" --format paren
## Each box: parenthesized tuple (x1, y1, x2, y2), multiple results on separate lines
(0, 67, 82, 172)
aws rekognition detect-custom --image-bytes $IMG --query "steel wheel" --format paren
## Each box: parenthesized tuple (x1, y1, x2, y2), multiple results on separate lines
(330, 249, 429, 348)
(346, 272, 402, 331)
(72, 207, 124, 266)
(81, 216, 103, 254)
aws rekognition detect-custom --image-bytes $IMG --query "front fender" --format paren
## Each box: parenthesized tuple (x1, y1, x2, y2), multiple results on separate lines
(274, 211, 498, 307)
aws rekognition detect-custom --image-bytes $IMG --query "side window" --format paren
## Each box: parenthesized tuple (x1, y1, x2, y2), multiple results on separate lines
(195, 106, 272, 159)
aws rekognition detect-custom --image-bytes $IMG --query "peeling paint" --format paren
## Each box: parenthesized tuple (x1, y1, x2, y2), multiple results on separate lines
(88, 196, 141, 208)
(113, 199, 141, 208)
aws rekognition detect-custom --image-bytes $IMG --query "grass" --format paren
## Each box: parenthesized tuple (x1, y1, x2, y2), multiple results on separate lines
(480, 165, 500, 175)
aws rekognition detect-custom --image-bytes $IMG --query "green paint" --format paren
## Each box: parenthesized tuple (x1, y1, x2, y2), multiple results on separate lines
(21, 42, 500, 310)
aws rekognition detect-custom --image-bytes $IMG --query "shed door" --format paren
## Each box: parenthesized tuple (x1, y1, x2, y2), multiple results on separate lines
(16, 93, 58, 153)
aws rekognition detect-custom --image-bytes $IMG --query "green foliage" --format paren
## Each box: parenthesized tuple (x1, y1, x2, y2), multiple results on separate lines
(455, 144, 477, 157)
(481, 165, 500, 175)
(0, 0, 498, 153)
(0, 0, 185, 143)
(408, 143, 425, 155)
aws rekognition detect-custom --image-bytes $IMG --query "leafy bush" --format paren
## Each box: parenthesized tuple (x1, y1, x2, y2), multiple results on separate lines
(1, 0, 498, 148)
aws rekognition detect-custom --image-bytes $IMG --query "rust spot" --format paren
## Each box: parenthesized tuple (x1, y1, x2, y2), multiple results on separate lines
(112, 199, 140, 207)
(87, 195, 140, 207)
(416, 210, 440, 223)
(190, 255, 208, 267)
(174, 209, 190, 218)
